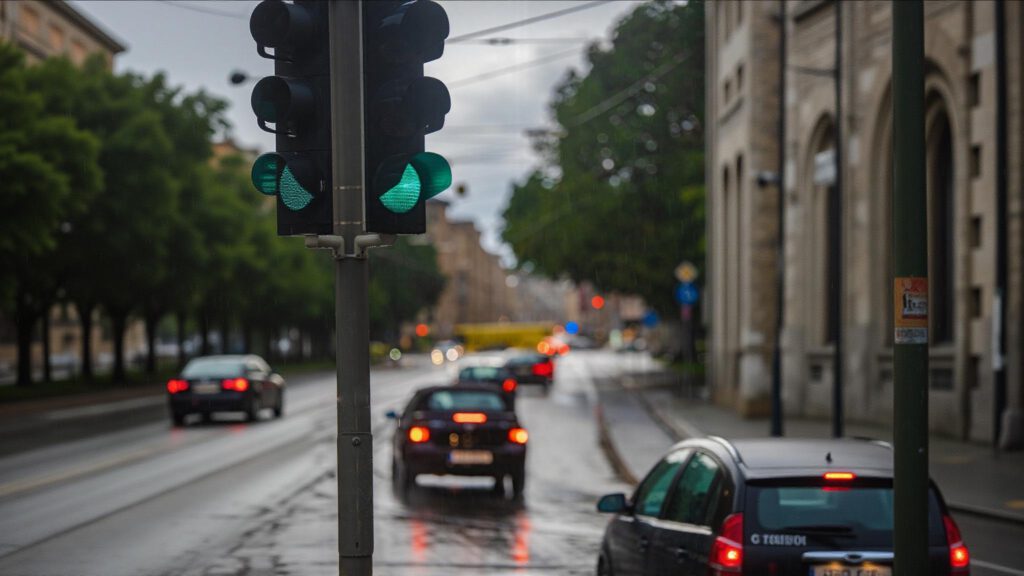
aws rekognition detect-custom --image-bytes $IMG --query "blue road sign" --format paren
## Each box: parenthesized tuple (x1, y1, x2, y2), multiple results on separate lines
(676, 282, 699, 305)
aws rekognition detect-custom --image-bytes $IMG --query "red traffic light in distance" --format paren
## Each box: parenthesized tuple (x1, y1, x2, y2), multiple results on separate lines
(591, 295, 606, 310)
(415, 323, 430, 337)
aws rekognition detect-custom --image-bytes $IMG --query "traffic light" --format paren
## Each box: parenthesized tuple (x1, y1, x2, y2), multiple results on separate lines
(249, 0, 332, 236)
(363, 0, 452, 234)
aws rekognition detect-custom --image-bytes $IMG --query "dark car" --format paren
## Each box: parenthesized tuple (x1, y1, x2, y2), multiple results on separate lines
(389, 385, 528, 499)
(503, 352, 554, 390)
(455, 363, 519, 395)
(166, 354, 285, 426)
(596, 437, 970, 576)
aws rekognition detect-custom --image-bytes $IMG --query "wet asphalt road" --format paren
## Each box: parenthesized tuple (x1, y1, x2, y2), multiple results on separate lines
(0, 351, 637, 576)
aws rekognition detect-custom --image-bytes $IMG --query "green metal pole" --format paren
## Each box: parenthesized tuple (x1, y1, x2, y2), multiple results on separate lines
(891, 2, 929, 575)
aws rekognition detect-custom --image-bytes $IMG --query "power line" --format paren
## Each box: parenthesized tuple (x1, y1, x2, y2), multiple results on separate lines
(453, 37, 596, 46)
(448, 47, 582, 89)
(448, 1, 611, 43)
(567, 52, 689, 127)
(155, 0, 248, 20)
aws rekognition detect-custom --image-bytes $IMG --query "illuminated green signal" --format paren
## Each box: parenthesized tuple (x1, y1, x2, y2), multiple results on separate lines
(251, 152, 313, 211)
(378, 152, 452, 214)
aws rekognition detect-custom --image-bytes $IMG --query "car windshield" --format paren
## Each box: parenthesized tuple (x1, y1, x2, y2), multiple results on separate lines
(458, 366, 504, 381)
(421, 390, 508, 412)
(747, 484, 945, 547)
(181, 359, 245, 379)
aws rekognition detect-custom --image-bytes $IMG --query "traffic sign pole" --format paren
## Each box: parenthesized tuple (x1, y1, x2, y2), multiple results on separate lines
(328, 2, 373, 575)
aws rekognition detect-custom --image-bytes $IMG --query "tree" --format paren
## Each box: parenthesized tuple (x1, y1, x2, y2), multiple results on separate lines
(368, 238, 446, 343)
(0, 44, 102, 386)
(502, 0, 705, 316)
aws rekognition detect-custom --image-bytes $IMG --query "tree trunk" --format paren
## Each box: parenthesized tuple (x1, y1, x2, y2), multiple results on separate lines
(15, 288, 35, 387)
(242, 323, 253, 354)
(111, 311, 127, 384)
(41, 311, 52, 383)
(220, 317, 230, 354)
(176, 310, 187, 368)
(77, 302, 94, 381)
(264, 328, 274, 363)
(144, 311, 159, 374)
(199, 311, 210, 356)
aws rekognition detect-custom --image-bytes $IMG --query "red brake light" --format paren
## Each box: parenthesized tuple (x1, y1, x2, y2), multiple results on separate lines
(710, 513, 743, 573)
(502, 378, 517, 392)
(508, 427, 529, 444)
(453, 412, 487, 424)
(167, 379, 188, 393)
(531, 361, 553, 377)
(824, 471, 856, 481)
(222, 377, 249, 391)
(944, 514, 970, 571)
(408, 426, 430, 443)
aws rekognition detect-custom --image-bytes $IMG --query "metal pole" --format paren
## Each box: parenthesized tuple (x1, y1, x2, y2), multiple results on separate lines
(329, 2, 373, 575)
(770, 0, 787, 437)
(831, 0, 844, 439)
(993, 0, 1008, 451)
(892, 2, 929, 574)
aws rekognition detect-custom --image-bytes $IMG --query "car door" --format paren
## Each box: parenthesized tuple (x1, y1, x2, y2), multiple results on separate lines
(648, 450, 728, 575)
(606, 448, 690, 575)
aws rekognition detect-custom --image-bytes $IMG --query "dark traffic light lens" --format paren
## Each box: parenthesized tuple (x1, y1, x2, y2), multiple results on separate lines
(251, 77, 313, 129)
(250, 0, 313, 51)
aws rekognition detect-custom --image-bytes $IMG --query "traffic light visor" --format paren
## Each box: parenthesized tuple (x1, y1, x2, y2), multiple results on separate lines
(376, 152, 451, 214)
(251, 152, 314, 211)
(410, 152, 451, 200)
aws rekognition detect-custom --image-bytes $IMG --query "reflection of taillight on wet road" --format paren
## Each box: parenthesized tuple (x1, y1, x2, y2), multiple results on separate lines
(408, 426, 430, 443)
(710, 513, 743, 574)
(167, 379, 188, 393)
(502, 378, 517, 392)
(508, 427, 528, 444)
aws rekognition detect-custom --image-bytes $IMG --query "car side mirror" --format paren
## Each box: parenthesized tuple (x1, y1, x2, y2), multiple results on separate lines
(385, 410, 399, 420)
(597, 492, 628, 514)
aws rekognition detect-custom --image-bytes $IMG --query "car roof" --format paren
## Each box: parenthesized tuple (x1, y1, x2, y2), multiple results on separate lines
(674, 437, 895, 480)
(458, 356, 507, 368)
(188, 354, 254, 363)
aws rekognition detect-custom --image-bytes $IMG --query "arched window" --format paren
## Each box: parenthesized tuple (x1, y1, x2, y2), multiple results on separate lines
(928, 107, 954, 344)
(808, 119, 837, 345)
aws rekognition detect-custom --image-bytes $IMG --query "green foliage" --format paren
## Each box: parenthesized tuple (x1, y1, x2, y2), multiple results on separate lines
(369, 238, 446, 342)
(502, 0, 705, 315)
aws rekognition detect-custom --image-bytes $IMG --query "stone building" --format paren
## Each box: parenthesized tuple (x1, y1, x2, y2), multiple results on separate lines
(707, 0, 1024, 445)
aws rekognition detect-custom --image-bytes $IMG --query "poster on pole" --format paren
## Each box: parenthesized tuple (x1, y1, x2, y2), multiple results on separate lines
(893, 277, 928, 344)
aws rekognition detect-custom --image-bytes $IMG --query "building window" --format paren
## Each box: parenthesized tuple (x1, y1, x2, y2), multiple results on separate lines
(20, 5, 40, 35)
(71, 40, 86, 65)
(723, 79, 731, 107)
(929, 109, 954, 343)
(49, 24, 65, 51)
(736, 63, 744, 95)
(970, 145, 981, 178)
(809, 119, 837, 346)
(968, 73, 980, 108)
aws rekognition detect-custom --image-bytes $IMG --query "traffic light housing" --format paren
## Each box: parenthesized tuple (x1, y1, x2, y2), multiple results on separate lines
(249, 0, 332, 236)
(363, 0, 452, 235)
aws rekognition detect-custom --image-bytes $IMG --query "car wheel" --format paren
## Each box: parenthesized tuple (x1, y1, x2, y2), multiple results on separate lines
(246, 396, 260, 422)
(170, 410, 186, 427)
(391, 459, 412, 501)
(511, 467, 526, 499)
(492, 475, 506, 498)
(597, 552, 613, 576)
(273, 394, 284, 418)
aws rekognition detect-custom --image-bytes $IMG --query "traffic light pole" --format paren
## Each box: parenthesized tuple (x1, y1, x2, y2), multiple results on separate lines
(891, 2, 929, 575)
(327, 2, 373, 575)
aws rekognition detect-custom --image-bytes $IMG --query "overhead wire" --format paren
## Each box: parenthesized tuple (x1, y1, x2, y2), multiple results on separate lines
(154, 0, 248, 20)
(448, 47, 582, 89)
(447, 1, 612, 43)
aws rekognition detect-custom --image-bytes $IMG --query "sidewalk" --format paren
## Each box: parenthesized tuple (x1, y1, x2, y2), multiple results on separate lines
(595, 371, 1024, 526)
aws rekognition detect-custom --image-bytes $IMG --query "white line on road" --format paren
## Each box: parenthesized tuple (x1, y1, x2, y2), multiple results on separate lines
(973, 559, 1024, 576)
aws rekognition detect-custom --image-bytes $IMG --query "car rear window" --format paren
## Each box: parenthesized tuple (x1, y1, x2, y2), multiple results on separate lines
(459, 366, 504, 380)
(420, 390, 508, 412)
(746, 483, 945, 547)
(181, 359, 245, 378)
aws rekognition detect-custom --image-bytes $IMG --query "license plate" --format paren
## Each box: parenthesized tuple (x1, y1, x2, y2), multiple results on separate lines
(194, 382, 220, 394)
(448, 450, 493, 465)
(812, 566, 891, 576)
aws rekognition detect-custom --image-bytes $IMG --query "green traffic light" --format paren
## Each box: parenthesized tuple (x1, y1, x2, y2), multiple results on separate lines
(379, 152, 451, 214)
(251, 152, 313, 211)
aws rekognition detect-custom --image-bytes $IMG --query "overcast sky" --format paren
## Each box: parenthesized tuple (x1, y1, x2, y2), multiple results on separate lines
(68, 0, 645, 262)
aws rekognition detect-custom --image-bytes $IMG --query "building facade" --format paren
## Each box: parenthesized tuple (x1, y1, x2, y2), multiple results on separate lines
(0, 0, 123, 66)
(707, 0, 1024, 445)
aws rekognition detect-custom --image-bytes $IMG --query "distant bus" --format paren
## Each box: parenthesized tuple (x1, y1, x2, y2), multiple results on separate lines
(454, 322, 554, 352)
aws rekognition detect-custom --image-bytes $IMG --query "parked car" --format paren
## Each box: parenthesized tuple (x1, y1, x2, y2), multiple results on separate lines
(503, 351, 554, 390)
(166, 354, 285, 426)
(389, 385, 528, 499)
(455, 358, 519, 396)
(596, 437, 969, 575)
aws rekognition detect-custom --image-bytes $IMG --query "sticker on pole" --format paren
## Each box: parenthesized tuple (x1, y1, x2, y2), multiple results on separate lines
(894, 277, 928, 344)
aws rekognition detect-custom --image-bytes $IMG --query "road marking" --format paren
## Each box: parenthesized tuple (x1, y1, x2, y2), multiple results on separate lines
(43, 395, 165, 420)
(0, 444, 165, 498)
(973, 559, 1024, 576)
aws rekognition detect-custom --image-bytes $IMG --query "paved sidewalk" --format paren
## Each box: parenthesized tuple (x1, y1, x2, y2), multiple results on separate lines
(619, 375, 1024, 526)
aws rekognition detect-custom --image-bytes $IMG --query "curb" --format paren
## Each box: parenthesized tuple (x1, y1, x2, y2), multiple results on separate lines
(594, 404, 639, 486)
(625, 376, 1024, 528)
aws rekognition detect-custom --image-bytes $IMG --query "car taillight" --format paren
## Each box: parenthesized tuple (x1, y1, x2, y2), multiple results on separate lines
(823, 471, 856, 481)
(502, 378, 517, 392)
(408, 426, 430, 443)
(167, 379, 188, 393)
(508, 427, 528, 444)
(710, 513, 743, 574)
(531, 361, 553, 377)
(944, 514, 970, 572)
(453, 412, 487, 424)
(222, 378, 249, 392)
